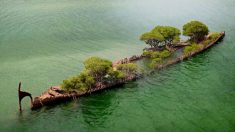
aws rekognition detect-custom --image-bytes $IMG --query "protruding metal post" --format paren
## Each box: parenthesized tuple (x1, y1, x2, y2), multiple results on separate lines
(18, 82, 33, 112)
(18, 82, 22, 112)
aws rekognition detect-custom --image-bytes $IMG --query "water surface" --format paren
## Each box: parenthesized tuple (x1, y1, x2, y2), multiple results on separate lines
(0, 0, 235, 131)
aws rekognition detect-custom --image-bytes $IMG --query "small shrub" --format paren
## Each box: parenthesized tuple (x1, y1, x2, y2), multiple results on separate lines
(151, 50, 171, 59)
(151, 51, 161, 58)
(150, 58, 162, 68)
(142, 50, 152, 57)
(61, 71, 95, 91)
(201, 32, 221, 46)
(61, 76, 82, 91)
(208, 32, 220, 41)
(142, 49, 171, 69)
(202, 39, 211, 45)
(183, 43, 203, 55)
(159, 50, 171, 58)
(183, 46, 193, 55)
(116, 63, 138, 75)
(143, 50, 171, 59)
(108, 70, 126, 79)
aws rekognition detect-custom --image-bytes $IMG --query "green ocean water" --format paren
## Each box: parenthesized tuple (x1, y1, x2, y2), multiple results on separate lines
(0, 0, 235, 131)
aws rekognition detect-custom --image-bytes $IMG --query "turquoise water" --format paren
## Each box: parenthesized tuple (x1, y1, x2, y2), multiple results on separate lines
(0, 0, 235, 131)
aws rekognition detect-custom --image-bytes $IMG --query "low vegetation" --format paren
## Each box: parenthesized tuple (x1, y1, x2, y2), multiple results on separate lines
(62, 21, 221, 91)
(61, 57, 138, 91)
(143, 50, 171, 58)
(150, 58, 163, 68)
(143, 50, 171, 68)
(116, 63, 138, 75)
(140, 20, 222, 68)
(202, 32, 220, 45)
(61, 71, 95, 91)
(183, 43, 203, 55)
(184, 32, 221, 55)
(31, 20, 224, 110)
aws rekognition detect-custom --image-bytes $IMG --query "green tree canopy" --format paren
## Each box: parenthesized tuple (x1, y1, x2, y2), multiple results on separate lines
(84, 57, 113, 81)
(62, 57, 140, 91)
(62, 57, 113, 91)
(140, 32, 164, 41)
(140, 26, 181, 48)
(78, 71, 95, 88)
(183, 20, 209, 43)
(152, 26, 181, 44)
(61, 71, 95, 91)
(108, 70, 126, 80)
(140, 32, 164, 48)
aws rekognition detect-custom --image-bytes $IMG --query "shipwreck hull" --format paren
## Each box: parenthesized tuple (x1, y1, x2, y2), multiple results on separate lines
(31, 76, 137, 110)
(30, 32, 225, 110)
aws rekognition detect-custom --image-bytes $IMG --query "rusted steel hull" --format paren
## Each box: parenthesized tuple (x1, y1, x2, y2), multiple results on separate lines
(31, 32, 225, 110)
(31, 76, 137, 110)
(155, 32, 225, 69)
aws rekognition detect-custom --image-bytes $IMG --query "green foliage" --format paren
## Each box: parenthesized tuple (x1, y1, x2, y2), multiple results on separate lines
(143, 50, 171, 69)
(152, 26, 181, 44)
(142, 50, 152, 57)
(202, 32, 221, 45)
(61, 71, 95, 92)
(159, 50, 171, 58)
(79, 71, 95, 88)
(183, 43, 203, 55)
(150, 51, 161, 58)
(202, 39, 211, 45)
(62, 57, 140, 91)
(150, 58, 162, 68)
(62, 57, 113, 91)
(140, 26, 181, 48)
(108, 70, 126, 79)
(116, 63, 138, 75)
(183, 46, 194, 55)
(115, 71, 126, 79)
(172, 36, 180, 44)
(183, 20, 209, 43)
(84, 57, 113, 81)
(61, 76, 81, 91)
(140, 32, 164, 48)
(140, 32, 164, 41)
(208, 32, 220, 41)
(143, 50, 171, 59)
